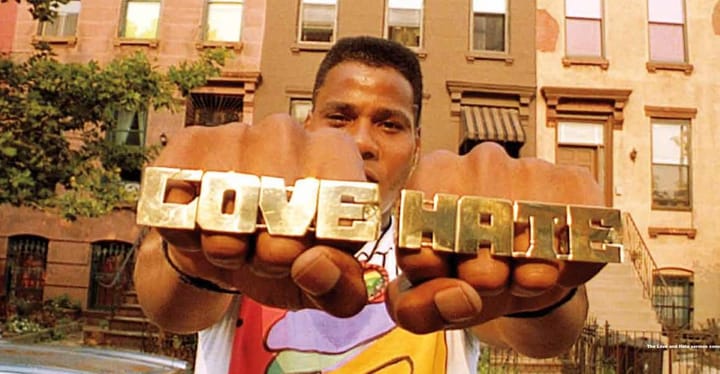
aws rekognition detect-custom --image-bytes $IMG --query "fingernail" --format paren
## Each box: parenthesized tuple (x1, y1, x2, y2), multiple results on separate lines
(292, 251, 341, 296)
(434, 284, 482, 323)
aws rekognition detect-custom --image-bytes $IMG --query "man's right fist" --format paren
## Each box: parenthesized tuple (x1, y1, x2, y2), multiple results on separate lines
(150, 115, 371, 317)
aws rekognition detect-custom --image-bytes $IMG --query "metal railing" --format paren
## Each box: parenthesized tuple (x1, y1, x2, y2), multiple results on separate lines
(622, 213, 670, 326)
(480, 320, 720, 374)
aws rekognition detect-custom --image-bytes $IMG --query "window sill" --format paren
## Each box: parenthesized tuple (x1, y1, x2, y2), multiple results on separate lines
(114, 38, 159, 48)
(195, 41, 243, 51)
(32, 35, 77, 46)
(648, 227, 696, 239)
(562, 57, 609, 70)
(465, 51, 513, 65)
(646, 61, 693, 75)
(290, 42, 332, 53)
(411, 48, 427, 60)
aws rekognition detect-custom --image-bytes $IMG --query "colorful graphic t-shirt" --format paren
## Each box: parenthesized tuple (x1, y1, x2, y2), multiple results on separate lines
(193, 221, 480, 374)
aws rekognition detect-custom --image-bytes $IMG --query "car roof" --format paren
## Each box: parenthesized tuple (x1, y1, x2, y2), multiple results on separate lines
(0, 341, 188, 373)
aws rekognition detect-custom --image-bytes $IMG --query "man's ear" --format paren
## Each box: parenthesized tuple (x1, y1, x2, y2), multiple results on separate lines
(413, 126, 421, 163)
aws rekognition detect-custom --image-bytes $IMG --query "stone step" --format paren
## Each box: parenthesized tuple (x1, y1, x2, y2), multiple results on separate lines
(109, 316, 157, 332)
(585, 260, 663, 333)
(83, 326, 158, 351)
(123, 291, 139, 305)
(83, 309, 112, 328)
(114, 303, 146, 318)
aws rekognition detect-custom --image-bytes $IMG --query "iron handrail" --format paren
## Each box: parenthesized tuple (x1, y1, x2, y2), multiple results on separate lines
(622, 213, 670, 324)
(96, 226, 148, 289)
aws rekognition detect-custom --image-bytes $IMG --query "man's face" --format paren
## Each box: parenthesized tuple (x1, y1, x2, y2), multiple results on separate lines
(306, 61, 420, 219)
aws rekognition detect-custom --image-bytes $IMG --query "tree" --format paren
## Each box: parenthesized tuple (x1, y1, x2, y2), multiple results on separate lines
(0, 43, 228, 218)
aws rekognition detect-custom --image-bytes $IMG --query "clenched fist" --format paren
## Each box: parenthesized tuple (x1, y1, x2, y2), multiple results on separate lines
(386, 142, 606, 334)
(153, 114, 372, 317)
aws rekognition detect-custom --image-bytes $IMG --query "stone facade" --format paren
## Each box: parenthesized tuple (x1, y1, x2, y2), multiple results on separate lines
(0, 205, 140, 308)
(536, 0, 720, 327)
(0, 1, 18, 54)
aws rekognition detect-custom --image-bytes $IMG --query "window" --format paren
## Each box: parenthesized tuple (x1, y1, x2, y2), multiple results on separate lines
(471, 0, 507, 52)
(653, 269, 693, 329)
(648, 0, 687, 63)
(187, 93, 243, 127)
(298, 0, 336, 43)
(4, 236, 48, 311)
(385, 0, 423, 48)
(109, 110, 147, 147)
(37, 0, 80, 37)
(119, 0, 161, 39)
(205, 0, 243, 42)
(652, 119, 690, 210)
(565, 0, 603, 58)
(88, 241, 133, 310)
(290, 98, 312, 123)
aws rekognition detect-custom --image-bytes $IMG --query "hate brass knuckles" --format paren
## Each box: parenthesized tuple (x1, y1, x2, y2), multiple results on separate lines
(137, 167, 623, 264)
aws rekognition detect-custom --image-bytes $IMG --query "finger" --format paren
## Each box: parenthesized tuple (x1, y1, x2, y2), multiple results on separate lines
(509, 259, 560, 297)
(456, 250, 510, 296)
(386, 276, 483, 334)
(396, 247, 453, 284)
(200, 231, 252, 269)
(252, 232, 312, 277)
(158, 180, 202, 251)
(291, 245, 367, 318)
(557, 261, 606, 288)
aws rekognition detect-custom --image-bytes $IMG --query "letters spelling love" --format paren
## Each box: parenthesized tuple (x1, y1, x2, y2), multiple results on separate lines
(137, 167, 622, 263)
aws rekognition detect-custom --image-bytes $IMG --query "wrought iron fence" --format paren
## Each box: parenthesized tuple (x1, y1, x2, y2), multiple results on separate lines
(481, 320, 720, 374)
(142, 330, 198, 369)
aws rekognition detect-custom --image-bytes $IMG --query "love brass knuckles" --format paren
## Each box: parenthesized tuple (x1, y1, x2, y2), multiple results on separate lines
(137, 167, 623, 264)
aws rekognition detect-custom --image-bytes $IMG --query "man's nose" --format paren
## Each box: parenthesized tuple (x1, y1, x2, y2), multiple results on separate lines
(349, 121, 379, 160)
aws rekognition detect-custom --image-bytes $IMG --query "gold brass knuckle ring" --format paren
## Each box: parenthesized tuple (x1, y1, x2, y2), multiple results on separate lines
(137, 167, 623, 264)
(137, 167, 381, 241)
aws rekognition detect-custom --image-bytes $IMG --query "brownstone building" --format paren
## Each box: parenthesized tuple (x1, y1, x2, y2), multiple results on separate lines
(255, 0, 538, 158)
(1, 0, 266, 312)
(0, 1, 18, 53)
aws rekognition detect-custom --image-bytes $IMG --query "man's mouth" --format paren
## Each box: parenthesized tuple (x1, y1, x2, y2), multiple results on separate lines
(364, 170, 378, 184)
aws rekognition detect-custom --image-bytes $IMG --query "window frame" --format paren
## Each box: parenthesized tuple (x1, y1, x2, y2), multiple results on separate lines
(296, 0, 338, 47)
(650, 117, 692, 211)
(201, 0, 244, 45)
(118, 0, 162, 41)
(469, 0, 509, 55)
(384, 0, 424, 50)
(562, 0, 608, 69)
(289, 97, 313, 124)
(646, 0, 692, 73)
(37, 0, 81, 40)
(652, 268, 694, 330)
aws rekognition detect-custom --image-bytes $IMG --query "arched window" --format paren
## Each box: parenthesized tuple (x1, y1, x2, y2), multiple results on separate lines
(88, 241, 134, 310)
(4, 235, 49, 312)
(653, 267, 693, 330)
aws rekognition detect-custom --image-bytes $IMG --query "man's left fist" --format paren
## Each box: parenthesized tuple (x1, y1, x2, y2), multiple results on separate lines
(386, 142, 606, 333)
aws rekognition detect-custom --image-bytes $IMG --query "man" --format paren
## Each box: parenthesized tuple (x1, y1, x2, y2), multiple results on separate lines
(134, 36, 604, 373)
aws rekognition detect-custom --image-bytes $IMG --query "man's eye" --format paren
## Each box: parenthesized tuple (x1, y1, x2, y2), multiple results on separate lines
(327, 114, 349, 126)
(380, 121, 402, 131)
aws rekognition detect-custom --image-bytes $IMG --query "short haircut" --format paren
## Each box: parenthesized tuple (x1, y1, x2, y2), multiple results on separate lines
(313, 36, 423, 127)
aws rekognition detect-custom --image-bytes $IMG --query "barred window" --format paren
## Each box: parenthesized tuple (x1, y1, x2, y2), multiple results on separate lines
(4, 236, 48, 310)
(653, 269, 693, 330)
(88, 241, 133, 310)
